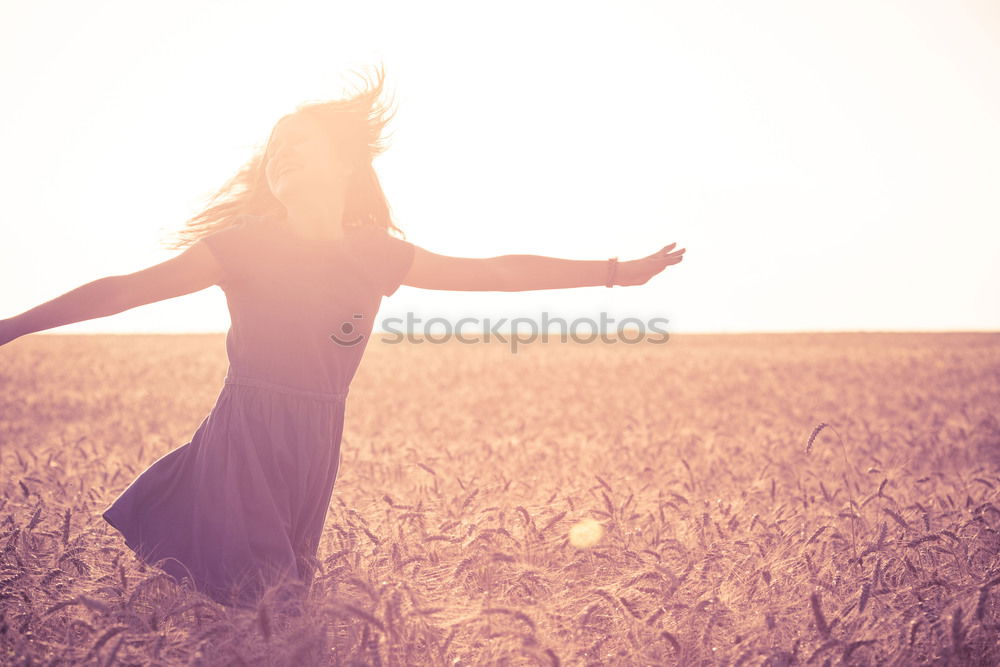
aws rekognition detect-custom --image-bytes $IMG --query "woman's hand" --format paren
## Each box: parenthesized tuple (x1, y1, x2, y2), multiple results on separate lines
(614, 243, 686, 286)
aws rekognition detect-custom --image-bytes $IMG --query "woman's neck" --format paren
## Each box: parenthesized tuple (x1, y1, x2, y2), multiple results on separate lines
(280, 208, 345, 242)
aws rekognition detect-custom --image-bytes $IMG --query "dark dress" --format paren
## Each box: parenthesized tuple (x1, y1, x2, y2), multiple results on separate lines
(101, 213, 415, 609)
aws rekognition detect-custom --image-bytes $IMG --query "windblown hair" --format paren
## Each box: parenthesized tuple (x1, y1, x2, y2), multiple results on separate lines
(165, 65, 403, 251)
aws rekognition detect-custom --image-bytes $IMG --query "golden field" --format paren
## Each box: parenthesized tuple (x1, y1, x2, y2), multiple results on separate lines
(1, 332, 999, 665)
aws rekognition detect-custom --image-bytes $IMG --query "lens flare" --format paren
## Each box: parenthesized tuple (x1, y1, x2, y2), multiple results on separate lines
(568, 518, 604, 548)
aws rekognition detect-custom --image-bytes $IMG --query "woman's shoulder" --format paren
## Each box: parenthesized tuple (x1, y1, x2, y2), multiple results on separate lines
(200, 213, 277, 284)
(346, 223, 409, 243)
(343, 224, 415, 297)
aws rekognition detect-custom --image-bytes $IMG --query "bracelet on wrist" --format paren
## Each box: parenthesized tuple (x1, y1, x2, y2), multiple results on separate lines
(605, 257, 618, 288)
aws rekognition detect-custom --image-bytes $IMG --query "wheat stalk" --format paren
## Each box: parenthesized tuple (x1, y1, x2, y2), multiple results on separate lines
(805, 423, 828, 454)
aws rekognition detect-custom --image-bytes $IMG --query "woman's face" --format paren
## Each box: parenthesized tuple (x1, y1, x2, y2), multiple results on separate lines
(264, 113, 354, 205)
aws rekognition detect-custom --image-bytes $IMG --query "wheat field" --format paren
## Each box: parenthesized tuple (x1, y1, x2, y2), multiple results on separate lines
(1, 332, 998, 665)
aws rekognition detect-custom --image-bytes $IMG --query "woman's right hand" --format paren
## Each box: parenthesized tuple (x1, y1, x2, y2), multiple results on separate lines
(615, 243, 687, 286)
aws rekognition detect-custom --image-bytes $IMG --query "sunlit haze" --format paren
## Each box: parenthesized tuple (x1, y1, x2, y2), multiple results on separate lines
(2, 0, 997, 334)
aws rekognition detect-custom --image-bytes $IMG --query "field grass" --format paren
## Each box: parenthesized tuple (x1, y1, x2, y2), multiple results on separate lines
(1, 332, 999, 665)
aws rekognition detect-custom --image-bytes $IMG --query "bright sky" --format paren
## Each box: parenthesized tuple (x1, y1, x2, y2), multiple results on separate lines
(1, 0, 997, 335)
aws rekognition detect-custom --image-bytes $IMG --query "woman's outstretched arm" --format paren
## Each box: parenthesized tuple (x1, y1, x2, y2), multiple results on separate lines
(0, 241, 224, 346)
(401, 243, 686, 292)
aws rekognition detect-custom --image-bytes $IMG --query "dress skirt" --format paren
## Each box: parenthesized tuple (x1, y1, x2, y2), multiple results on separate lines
(102, 373, 347, 609)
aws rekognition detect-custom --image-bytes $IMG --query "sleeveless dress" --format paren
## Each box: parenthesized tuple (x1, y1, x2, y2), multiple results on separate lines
(101, 213, 415, 609)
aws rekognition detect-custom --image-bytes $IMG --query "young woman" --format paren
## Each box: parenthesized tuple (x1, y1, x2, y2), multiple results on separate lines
(0, 67, 686, 610)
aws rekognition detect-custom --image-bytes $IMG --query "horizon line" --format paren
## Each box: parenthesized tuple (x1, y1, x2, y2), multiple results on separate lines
(28, 328, 1000, 336)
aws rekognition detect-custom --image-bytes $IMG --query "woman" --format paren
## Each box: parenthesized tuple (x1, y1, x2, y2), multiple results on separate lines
(0, 67, 686, 610)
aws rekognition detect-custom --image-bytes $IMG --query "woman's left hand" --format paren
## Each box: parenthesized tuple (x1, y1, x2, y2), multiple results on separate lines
(614, 243, 686, 286)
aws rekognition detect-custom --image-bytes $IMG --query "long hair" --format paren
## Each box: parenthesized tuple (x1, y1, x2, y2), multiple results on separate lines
(164, 65, 404, 251)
